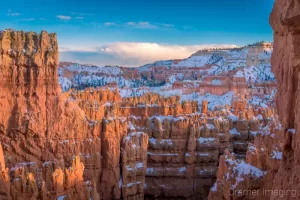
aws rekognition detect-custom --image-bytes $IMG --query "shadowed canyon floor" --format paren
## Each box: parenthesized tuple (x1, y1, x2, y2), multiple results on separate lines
(0, 1, 299, 198)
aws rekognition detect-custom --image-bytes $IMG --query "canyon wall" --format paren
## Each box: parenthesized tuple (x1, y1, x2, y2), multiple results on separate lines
(269, 0, 300, 198)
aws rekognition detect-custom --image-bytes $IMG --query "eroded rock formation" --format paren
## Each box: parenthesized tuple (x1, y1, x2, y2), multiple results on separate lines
(0, 27, 281, 200)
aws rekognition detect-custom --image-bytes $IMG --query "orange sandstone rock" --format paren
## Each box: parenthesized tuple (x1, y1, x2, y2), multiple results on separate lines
(202, 100, 208, 113)
(0, 144, 11, 200)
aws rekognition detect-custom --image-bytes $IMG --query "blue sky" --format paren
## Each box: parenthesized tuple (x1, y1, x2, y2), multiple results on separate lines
(0, 0, 275, 66)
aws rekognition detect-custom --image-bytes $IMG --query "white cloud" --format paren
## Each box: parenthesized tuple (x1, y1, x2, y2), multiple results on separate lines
(126, 21, 157, 29)
(8, 13, 20, 16)
(161, 24, 174, 28)
(97, 42, 237, 61)
(71, 12, 93, 16)
(19, 18, 35, 21)
(56, 15, 72, 20)
(103, 21, 172, 29)
(126, 22, 136, 25)
(76, 16, 84, 20)
(135, 22, 157, 29)
(60, 42, 238, 67)
(100, 47, 113, 52)
(7, 9, 20, 16)
(104, 22, 118, 26)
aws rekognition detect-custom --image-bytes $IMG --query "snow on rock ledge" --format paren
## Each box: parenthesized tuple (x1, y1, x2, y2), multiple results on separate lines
(208, 150, 264, 200)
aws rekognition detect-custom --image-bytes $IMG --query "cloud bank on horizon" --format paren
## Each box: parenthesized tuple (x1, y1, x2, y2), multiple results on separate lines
(59, 43, 238, 67)
(1, 0, 274, 67)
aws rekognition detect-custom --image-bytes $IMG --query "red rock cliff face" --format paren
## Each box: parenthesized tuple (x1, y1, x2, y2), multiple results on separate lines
(0, 30, 97, 200)
(270, 0, 300, 129)
(0, 30, 96, 141)
(269, 0, 300, 198)
(0, 30, 99, 166)
(0, 30, 58, 137)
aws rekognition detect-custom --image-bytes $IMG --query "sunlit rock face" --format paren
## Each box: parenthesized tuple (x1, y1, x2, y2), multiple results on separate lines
(0, 29, 97, 199)
(0, 143, 10, 200)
